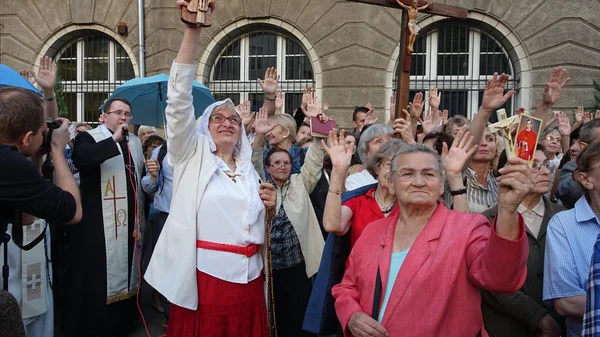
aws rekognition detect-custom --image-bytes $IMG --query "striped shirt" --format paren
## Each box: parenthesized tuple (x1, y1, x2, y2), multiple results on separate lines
(464, 168, 499, 214)
(583, 233, 600, 337)
(544, 196, 600, 337)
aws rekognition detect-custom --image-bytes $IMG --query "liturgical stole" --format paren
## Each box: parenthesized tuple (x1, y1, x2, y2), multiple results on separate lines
(88, 125, 144, 304)
(20, 219, 48, 320)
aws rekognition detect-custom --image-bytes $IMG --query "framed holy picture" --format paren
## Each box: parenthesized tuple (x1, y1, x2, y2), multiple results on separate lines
(514, 114, 544, 167)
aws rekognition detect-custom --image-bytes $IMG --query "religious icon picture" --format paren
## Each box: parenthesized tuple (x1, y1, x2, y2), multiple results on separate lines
(514, 114, 543, 167)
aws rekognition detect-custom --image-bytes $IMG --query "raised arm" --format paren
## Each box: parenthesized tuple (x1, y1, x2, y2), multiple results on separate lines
(22, 56, 59, 119)
(441, 131, 478, 212)
(322, 130, 355, 235)
(470, 73, 515, 155)
(395, 0, 410, 10)
(166, 0, 208, 165)
(418, 2, 431, 10)
(252, 108, 274, 182)
(534, 67, 570, 122)
(257, 67, 279, 116)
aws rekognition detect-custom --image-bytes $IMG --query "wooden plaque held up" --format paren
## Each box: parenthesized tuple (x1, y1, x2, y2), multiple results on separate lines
(181, 0, 214, 27)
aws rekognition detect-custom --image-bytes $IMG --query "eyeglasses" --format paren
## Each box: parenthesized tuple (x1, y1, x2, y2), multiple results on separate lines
(210, 114, 242, 125)
(531, 160, 555, 173)
(106, 110, 133, 118)
(392, 167, 441, 182)
(583, 165, 600, 173)
(544, 135, 560, 142)
(268, 162, 291, 169)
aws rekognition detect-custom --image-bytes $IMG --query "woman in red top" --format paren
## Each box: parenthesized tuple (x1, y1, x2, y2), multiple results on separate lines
(323, 139, 405, 247)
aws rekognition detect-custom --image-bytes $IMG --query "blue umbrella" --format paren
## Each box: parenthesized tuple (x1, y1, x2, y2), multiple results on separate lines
(0, 64, 42, 96)
(102, 73, 215, 127)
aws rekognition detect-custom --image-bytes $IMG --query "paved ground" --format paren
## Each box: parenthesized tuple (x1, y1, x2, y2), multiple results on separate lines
(55, 283, 168, 337)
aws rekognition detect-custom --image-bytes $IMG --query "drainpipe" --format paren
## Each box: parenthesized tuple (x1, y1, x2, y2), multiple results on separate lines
(138, 0, 146, 77)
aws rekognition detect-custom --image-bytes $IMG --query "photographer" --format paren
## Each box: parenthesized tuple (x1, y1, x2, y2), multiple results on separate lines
(0, 87, 82, 227)
(0, 86, 82, 335)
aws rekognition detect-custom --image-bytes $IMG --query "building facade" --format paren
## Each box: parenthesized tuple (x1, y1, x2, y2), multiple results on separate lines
(1, 0, 599, 127)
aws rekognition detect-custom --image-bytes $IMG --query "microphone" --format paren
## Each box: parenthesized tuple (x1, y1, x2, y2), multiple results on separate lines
(122, 123, 129, 142)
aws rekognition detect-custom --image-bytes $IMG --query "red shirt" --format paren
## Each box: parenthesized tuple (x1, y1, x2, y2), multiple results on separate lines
(342, 188, 399, 247)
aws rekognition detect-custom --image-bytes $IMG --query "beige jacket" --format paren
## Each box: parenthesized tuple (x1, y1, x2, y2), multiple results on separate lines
(252, 143, 326, 277)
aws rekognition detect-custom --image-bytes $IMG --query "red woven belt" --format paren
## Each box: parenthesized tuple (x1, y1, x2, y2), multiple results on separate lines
(196, 240, 261, 258)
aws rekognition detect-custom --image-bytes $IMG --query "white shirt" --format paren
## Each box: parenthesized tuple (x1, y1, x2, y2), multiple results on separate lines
(517, 198, 545, 238)
(345, 170, 377, 191)
(196, 158, 264, 284)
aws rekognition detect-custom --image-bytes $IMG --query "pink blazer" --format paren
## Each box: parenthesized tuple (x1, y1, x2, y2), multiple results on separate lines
(332, 202, 528, 337)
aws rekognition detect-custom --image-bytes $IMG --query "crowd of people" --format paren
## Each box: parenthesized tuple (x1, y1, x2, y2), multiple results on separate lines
(3, 1, 600, 337)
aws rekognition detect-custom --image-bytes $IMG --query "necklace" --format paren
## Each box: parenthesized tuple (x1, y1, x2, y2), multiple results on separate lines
(374, 189, 394, 214)
(224, 171, 241, 183)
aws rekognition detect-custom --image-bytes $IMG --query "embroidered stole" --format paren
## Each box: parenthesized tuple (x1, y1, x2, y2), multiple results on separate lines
(88, 125, 144, 304)
(20, 219, 48, 320)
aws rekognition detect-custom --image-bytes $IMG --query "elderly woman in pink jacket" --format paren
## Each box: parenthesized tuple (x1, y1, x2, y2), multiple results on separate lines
(332, 144, 534, 337)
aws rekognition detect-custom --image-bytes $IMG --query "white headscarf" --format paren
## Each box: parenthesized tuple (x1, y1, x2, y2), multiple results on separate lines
(197, 98, 262, 225)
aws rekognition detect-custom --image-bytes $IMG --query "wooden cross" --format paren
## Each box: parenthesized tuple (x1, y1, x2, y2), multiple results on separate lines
(346, 0, 468, 120)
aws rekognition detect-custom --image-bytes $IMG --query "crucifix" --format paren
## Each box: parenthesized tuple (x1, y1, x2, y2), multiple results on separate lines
(346, 0, 468, 120)
(488, 109, 519, 159)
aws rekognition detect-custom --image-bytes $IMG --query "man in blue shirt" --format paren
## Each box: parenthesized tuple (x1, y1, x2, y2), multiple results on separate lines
(141, 143, 173, 315)
(544, 196, 600, 337)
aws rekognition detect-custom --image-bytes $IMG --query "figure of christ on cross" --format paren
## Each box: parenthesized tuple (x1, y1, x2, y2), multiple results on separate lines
(103, 176, 126, 240)
(395, 0, 431, 54)
(346, 0, 468, 122)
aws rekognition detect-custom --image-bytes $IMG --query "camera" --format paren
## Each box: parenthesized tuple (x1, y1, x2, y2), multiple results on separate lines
(41, 117, 62, 154)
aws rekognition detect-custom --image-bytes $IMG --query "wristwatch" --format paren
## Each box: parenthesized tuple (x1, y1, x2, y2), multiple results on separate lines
(43, 96, 55, 101)
(450, 188, 467, 196)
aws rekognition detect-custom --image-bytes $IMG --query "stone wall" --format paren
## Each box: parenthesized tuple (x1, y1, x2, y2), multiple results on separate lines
(1, 0, 599, 127)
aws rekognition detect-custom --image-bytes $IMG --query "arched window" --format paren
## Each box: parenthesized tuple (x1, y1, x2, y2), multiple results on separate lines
(208, 31, 315, 114)
(55, 34, 135, 123)
(396, 24, 518, 121)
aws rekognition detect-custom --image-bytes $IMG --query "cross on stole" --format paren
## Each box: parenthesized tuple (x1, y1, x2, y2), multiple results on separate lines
(103, 176, 126, 240)
(346, 0, 468, 123)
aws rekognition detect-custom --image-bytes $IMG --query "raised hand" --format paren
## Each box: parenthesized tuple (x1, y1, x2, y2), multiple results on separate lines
(557, 111, 571, 137)
(421, 109, 434, 135)
(365, 105, 378, 125)
(237, 100, 254, 128)
(302, 87, 313, 109)
(257, 67, 279, 96)
(274, 89, 284, 113)
(480, 72, 515, 114)
(305, 94, 320, 117)
(575, 106, 584, 123)
(321, 129, 352, 170)
(429, 87, 441, 111)
(390, 91, 397, 117)
(441, 109, 449, 126)
(442, 131, 478, 176)
(409, 92, 425, 119)
(497, 157, 535, 213)
(19, 70, 36, 85)
(393, 109, 415, 144)
(542, 66, 570, 106)
(33, 56, 57, 91)
(583, 111, 593, 124)
(322, 101, 330, 114)
(254, 107, 274, 135)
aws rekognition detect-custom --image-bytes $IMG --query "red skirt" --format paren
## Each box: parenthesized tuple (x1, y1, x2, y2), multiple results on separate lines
(167, 270, 268, 337)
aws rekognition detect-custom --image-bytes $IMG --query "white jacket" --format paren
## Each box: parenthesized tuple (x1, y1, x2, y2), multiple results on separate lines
(144, 62, 266, 310)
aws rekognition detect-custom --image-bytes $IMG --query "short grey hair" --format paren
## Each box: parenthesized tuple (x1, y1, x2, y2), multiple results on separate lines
(357, 124, 393, 163)
(446, 115, 470, 132)
(580, 119, 600, 144)
(389, 144, 445, 179)
(541, 128, 559, 139)
(137, 125, 157, 135)
(365, 139, 407, 178)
